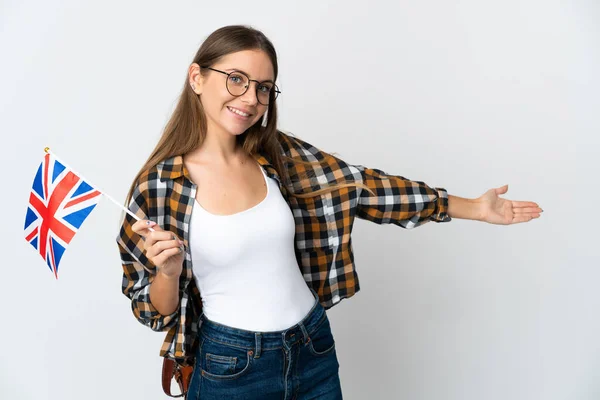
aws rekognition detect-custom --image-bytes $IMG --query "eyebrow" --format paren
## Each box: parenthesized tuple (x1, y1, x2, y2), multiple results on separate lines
(224, 68, 274, 83)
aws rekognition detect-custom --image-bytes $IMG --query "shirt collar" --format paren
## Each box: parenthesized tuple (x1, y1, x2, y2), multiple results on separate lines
(158, 153, 279, 183)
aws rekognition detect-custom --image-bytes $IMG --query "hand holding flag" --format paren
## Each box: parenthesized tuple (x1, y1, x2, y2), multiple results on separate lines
(130, 219, 185, 278)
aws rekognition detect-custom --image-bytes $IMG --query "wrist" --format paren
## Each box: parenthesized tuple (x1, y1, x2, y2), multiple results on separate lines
(156, 270, 180, 282)
(448, 194, 485, 221)
(473, 197, 486, 222)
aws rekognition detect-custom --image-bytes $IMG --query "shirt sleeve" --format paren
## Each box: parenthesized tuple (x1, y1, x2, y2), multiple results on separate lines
(353, 164, 452, 228)
(278, 131, 451, 228)
(115, 178, 179, 332)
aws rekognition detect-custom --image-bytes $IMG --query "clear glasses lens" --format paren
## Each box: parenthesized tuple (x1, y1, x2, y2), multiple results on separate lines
(225, 71, 279, 105)
(256, 83, 274, 105)
(226, 72, 249, 96)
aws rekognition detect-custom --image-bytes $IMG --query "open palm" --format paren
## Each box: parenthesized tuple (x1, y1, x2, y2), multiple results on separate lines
(478, 184, 543, 225)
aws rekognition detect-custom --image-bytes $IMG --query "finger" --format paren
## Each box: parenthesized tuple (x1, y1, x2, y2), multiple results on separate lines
(513, 207, 543, 214)
(145, 231, 180, 252)
(512, 213, 541, 224)
(146, 237, 181, 258)
(154, 247, 183, 268)
(131, 219, 157, 236)
(147, 230, 177, 243)
(511, 201, 541, 209)
(146, 235, 184, 258)
(147, 221, 163, 231)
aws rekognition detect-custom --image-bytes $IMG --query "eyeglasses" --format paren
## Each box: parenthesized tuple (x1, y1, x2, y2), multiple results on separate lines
(200, 66, 280, 106)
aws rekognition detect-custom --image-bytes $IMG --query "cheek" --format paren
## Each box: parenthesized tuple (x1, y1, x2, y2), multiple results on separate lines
(256, 108, 267, 120)
(202, 89, 232, 114)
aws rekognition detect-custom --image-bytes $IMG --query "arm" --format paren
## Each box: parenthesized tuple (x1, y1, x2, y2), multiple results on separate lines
(278, 132, 452, 228)
(355, 165, 541, 225)
(355, 164, 452, 228)
(118, 243, 178, 331)
(278, 133, 542, 227)
(358, 172, 541, 225)
(116, 180, 179, 331)
(447, 194, 484, 221)
(150, 270, 180, 316)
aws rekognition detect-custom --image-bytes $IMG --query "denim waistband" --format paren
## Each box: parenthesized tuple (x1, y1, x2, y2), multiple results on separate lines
(198, 287, 325, 351)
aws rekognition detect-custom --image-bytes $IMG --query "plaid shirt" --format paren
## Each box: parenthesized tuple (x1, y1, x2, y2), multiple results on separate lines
(116, 131, 451, 365)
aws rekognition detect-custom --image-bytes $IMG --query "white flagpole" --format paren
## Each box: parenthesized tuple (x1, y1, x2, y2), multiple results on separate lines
(44, 147, 156, 232)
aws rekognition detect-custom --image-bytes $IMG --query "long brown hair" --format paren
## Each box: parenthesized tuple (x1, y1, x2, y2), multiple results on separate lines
(123, 25, 374, 211)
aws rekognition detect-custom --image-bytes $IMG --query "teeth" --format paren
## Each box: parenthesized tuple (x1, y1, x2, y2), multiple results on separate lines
(228, 107, 249, 117)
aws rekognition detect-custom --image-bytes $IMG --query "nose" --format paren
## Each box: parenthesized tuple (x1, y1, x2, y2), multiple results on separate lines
(240, 82, 259, 106)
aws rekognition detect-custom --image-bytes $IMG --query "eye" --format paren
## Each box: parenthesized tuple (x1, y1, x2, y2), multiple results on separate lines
(228, 74, 245, 85)
(257, 84, 272, 93)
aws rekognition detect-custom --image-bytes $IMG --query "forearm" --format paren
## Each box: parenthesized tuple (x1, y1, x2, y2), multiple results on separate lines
(149, 272, 180, 316)
(447, 194, 483, 221)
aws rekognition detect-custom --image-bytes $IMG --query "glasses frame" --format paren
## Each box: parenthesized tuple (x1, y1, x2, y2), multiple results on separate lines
(200, 66, 281, 106)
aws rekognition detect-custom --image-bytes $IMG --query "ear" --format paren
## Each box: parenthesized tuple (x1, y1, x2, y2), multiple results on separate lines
(188, 63, 204, 95)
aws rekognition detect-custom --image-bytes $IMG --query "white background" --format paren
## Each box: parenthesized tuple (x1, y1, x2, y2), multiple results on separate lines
(1, 0, 597, 399)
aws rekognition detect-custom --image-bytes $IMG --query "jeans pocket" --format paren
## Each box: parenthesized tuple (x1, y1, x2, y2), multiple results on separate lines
(199, 334, 254, 381)
(307, 313, 336, 356)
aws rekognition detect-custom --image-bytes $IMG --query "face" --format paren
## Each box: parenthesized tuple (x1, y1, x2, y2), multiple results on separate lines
(190, 49, 275, 137)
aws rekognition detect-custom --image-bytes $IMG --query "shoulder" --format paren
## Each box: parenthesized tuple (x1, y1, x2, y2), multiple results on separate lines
(276, 131, 362, 184)
(128, 156, 178, 210)
(276, 130, 330, 161)
(135, 156, 180, 187)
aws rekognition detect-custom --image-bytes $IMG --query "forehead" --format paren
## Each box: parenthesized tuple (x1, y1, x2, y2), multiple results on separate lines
(214, 50, 275, 82)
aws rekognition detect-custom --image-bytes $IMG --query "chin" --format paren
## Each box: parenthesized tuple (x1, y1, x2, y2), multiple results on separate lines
(225, 125, 250, 136)
(222, 120, 257, 136)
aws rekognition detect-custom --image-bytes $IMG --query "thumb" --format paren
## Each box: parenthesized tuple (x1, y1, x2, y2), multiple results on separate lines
(145, 220, 163, 232)
(494, 184, 509, 195)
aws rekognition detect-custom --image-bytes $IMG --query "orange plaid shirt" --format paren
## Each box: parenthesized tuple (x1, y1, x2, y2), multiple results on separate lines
(116, 131, 451, 365)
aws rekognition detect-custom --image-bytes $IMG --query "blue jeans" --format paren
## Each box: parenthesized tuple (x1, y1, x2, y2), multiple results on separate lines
(186, 288, 343, 399)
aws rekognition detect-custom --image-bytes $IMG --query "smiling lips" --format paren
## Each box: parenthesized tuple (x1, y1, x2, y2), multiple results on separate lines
(227, 106, 252, 119)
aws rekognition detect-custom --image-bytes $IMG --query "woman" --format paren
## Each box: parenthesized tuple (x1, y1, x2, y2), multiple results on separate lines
(116, 25, 542, 399)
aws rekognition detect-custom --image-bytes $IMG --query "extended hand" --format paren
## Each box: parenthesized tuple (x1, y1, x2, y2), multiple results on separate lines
(478, 184, 543, 225)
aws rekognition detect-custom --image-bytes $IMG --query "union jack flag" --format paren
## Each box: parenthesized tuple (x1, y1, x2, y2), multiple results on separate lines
(24, 152, 102, 278)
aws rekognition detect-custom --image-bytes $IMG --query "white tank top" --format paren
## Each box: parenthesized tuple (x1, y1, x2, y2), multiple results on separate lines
(189, 160, 316, 332)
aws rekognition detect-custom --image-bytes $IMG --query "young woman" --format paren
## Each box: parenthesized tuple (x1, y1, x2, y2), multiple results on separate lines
(116, 25, 542, 400)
